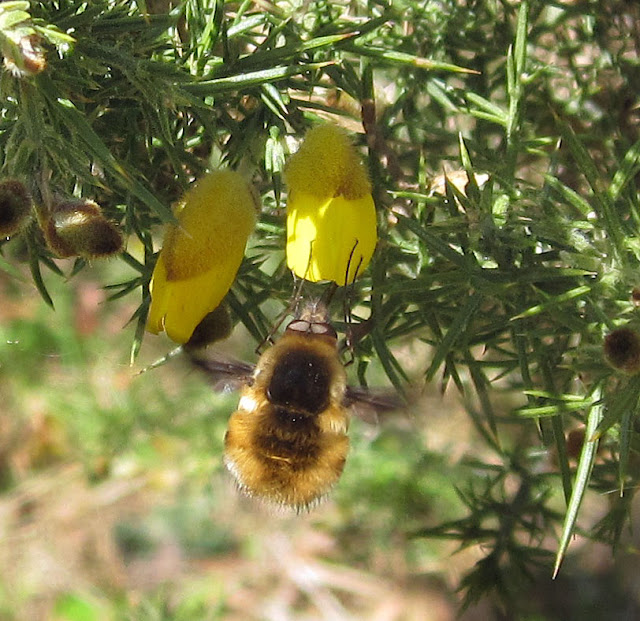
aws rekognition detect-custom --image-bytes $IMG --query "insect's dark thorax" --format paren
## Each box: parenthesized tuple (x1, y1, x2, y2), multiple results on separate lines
(266, 344, 333, 415)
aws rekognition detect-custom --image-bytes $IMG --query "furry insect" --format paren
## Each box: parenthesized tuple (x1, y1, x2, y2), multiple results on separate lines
(190, 301, 399, 511)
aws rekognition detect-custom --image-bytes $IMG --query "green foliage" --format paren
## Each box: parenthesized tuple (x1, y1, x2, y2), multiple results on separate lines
(2, 0, 640, 617)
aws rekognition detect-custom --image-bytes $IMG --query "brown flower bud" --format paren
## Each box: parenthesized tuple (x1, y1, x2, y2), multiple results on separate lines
(2, 34, 46, 77)
(43, 199, 123, 259)
(184, 304, 233, 351)
(604, 327, 640, 374)
(0, 179, 32, 236)
(566, 428, 586, 461)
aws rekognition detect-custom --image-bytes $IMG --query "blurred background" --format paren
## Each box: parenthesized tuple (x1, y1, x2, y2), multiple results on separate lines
(1, 251, 639, 620)
(3, 0, 640, 619)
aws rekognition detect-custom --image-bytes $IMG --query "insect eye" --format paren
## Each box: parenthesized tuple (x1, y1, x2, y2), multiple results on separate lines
(286, 319, 311, 333)
(311, 323, 337, 339)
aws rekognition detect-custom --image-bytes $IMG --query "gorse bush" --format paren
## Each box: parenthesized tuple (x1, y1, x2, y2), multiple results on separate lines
(2, 0, 640, 615)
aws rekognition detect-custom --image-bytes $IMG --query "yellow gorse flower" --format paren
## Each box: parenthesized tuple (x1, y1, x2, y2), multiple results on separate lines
(146, 169, 257, 344)
(285, 124, 377, 285)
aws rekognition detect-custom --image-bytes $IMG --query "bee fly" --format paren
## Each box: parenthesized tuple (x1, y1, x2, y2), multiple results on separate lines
(190, 301, 400, 511)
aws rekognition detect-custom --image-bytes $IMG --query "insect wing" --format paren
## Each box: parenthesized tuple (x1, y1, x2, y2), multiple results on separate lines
(189, 354, 255, 393)
(344, 386, 403, 425)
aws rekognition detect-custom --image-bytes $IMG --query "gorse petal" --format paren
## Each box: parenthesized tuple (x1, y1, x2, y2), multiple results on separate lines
(285, 124, 377, 284)
(148, 259, 236, 344)
(287, 192, 377, 285)
(146, 169, 257, 344)
(285, 124, 372, 200)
